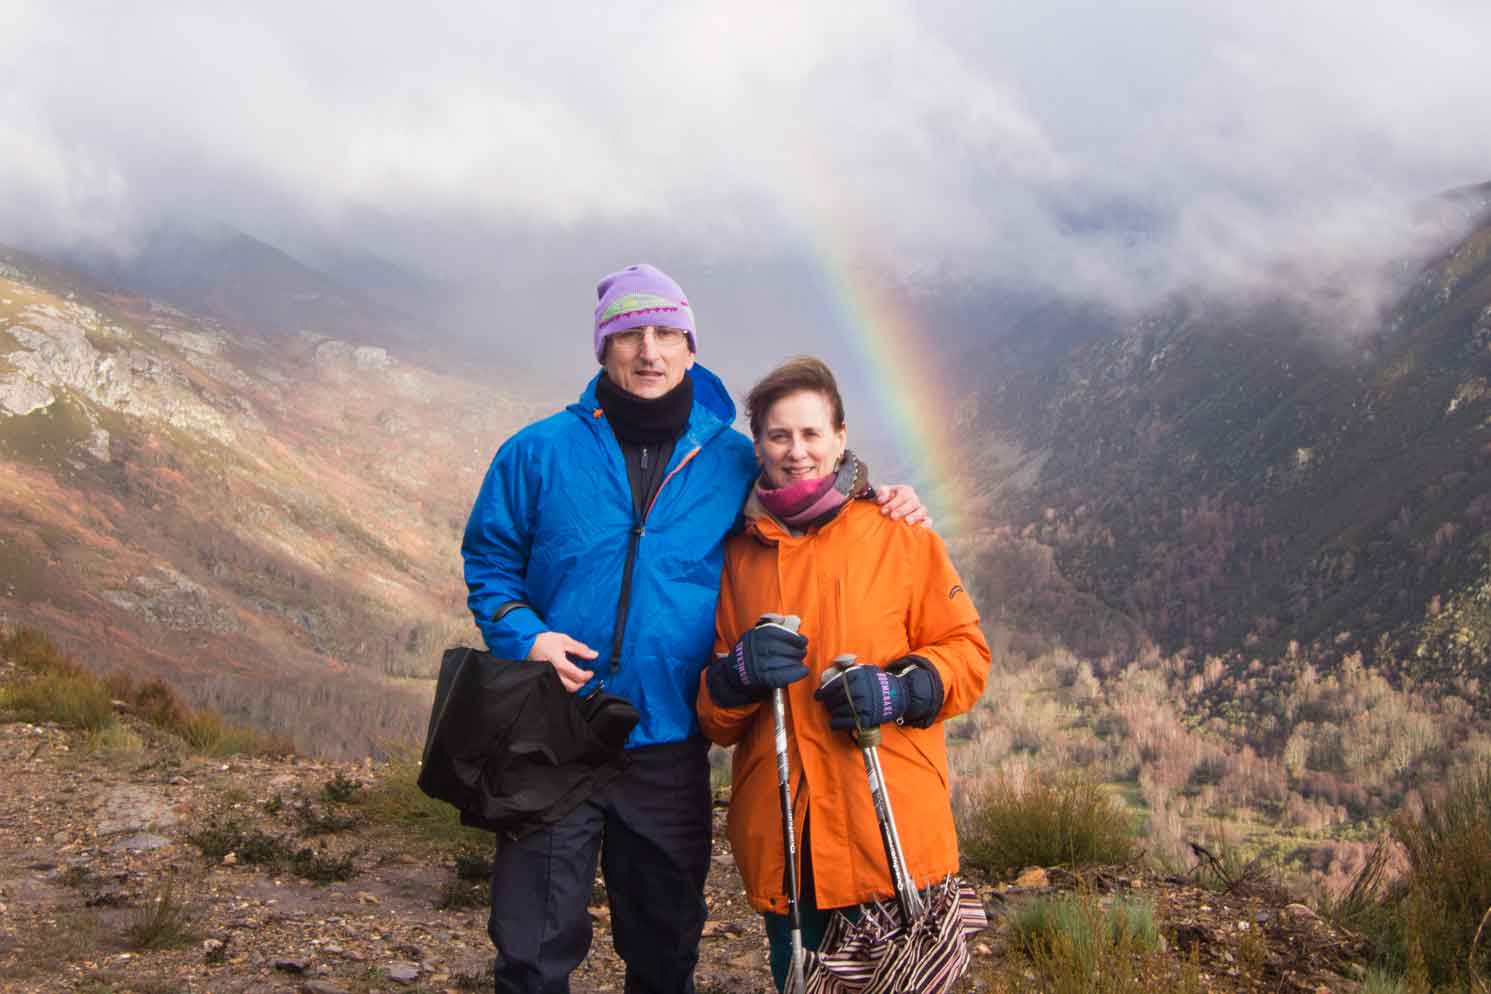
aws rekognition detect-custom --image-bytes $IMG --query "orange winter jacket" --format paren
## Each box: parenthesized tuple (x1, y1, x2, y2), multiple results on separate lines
(697, 496, 990, 914)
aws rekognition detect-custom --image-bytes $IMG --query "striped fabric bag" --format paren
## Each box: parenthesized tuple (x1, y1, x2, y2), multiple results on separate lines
(805, 876, 987, 994)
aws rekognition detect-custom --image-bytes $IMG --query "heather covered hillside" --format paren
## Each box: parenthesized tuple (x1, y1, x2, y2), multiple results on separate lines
(0, 248, 540, 757)
(951, 185, 1491, 682)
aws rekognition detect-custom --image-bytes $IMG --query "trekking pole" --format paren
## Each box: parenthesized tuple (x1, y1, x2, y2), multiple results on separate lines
(821, 654, 926, 924)
(762, 613, 808, 994)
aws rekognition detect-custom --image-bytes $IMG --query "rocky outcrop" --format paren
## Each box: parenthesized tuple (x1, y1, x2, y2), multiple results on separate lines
(0, 304, 238, 446)
(100, 566, 240, 634)
(310, 336, 391, 372)
(0, 372, 53, 417)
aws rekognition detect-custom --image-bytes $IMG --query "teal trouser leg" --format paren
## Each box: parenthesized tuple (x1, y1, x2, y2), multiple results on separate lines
(761, 823, 861, 992)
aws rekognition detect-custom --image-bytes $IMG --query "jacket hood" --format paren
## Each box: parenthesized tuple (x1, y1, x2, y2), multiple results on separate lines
(571, 363, 738, 433)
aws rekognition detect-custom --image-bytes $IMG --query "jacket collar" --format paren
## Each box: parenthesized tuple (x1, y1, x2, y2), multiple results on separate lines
(571, 363, 736, 451)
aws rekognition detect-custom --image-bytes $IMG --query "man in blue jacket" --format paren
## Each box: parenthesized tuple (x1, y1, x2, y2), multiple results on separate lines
(462, 264, 924, 994)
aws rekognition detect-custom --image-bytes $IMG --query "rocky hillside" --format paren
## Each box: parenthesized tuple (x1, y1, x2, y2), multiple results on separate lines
(0, 247, 543, 756)
(0, 661, 1377, 994)
(952, 184, 1491, 684)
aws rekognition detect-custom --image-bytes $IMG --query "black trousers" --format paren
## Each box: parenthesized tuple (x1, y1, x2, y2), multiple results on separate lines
(488, 737, 713, 994)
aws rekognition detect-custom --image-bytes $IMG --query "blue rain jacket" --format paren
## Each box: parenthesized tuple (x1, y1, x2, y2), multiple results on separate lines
(462, 364, 758, 749)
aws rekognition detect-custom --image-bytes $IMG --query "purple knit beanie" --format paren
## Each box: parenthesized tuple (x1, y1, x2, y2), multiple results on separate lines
(593, 264, 697, 361)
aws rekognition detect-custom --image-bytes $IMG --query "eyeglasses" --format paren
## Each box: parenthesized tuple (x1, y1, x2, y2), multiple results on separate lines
(608, 327, 689, 352)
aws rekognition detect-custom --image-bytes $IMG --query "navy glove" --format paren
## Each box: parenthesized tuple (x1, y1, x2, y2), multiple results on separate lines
(706, 615, 810, 708)
(813, 657, 942, 731)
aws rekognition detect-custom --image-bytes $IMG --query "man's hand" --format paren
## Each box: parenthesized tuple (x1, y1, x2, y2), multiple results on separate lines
(526, 631, 599, 692)
(876, 484, 933, 528)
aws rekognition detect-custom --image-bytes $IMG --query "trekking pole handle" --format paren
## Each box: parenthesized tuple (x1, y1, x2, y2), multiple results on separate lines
(760, 612, 802, 634)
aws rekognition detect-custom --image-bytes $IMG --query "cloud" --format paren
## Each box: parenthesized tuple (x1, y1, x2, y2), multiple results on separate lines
(1, 0, 1488, 315)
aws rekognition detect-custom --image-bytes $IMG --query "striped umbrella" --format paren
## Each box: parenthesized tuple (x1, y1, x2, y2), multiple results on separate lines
(806, 877, 987, 994)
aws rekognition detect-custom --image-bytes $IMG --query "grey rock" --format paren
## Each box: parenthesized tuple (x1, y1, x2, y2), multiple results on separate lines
(0, 373, 54, 416)
(160, 328, 225, 355)
(302, 983, 351, 994)
(101, 566, 238, 634)
(385, 962, 420, 984)
(273, 958, 309, 973)
(111, 832, 171, 852)
(95, 785, 186, 836)
(352, 346, 390, 370)
(84, 425, 110, 462)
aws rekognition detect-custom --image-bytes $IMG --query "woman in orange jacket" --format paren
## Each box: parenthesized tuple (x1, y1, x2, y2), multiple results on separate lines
(696, 356, 991, 991)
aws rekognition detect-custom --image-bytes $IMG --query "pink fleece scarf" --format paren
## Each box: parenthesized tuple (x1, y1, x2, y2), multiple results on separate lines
(754, 450, 871, 529)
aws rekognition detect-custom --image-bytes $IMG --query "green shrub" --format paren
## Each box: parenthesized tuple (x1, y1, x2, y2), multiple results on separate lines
(1, 626, 79, 675)
(1390, 762, 1491, 989)
(1009, 892, 1162, 994)
(454, 847, 493, 881)
(295, 800, 358, 836)
(1, 670, 115, 730)
(1361, 967, 1404, 994)
(436, 877, 491, 910)
(185, 814, 285, 864)
(288, 846, 358, 883)
(437, 850, 495, 907)
(354, 752, 489, 851)
(184, 814, 358, 883)
(322, 771, 363, 803)
(957, 774, 1138, 877)
(85, 722, 146, 755)
(122, 876, 198, 950)
(2, 626, 290, 755)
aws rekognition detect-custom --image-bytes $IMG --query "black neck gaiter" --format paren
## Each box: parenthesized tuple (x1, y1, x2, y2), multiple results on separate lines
(596, 371, 694, 445)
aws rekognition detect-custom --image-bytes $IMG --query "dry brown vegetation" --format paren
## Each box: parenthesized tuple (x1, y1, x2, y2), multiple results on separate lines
(0, 626, 291, 757)
(942, 621, 1491, 990)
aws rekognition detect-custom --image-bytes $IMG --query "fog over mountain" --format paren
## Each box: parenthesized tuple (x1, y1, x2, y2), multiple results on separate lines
(3, 2, 1489, 414)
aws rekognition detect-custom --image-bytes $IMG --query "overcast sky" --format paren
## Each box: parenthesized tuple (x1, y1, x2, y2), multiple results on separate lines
(2, 1, 1489, 393)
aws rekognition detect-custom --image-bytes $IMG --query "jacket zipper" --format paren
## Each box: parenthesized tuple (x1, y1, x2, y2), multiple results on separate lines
(607, 445, 701, 673)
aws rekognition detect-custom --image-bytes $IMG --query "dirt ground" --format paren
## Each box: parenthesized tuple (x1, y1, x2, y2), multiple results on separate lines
(0, 712, 1371, 994)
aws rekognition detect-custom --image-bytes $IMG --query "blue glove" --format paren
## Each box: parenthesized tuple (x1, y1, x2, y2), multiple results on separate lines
(706, 615, 810, 708)
(813, 658, 942, 731)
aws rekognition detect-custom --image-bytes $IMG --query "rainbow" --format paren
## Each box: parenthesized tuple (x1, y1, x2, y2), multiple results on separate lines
(811, 249, 970, 535)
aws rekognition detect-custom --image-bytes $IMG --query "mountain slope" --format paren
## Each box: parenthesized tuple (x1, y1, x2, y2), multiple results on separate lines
(73, 225, 423, 350)
(0, 247, 543, 756)
(955, 186, 1491, 685)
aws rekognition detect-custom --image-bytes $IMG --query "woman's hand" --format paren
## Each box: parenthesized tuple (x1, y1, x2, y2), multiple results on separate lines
(813, 660, 941, 730)
(876, 485, 933, 528)
(705, 616, 810, 707)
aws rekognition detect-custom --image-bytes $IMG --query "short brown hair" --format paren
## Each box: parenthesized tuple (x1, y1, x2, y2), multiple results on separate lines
(744, 356, 846, 439)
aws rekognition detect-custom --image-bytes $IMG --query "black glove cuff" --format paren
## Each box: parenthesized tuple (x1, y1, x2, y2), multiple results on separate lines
(706, 653, 765, 709)
(892, 655, 943, 728)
